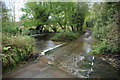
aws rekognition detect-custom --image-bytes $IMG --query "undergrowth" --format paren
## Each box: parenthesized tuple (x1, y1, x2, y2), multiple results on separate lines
(51, 31, 79, 42)
(2, 33, 38, 73)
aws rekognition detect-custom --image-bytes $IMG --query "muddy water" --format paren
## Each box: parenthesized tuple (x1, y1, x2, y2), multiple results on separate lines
(44, 32, 120, 78)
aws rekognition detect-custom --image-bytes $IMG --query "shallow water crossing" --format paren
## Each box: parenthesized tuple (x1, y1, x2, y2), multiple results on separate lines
(45, 32, 120, 78)
(3, 32, 120, 78)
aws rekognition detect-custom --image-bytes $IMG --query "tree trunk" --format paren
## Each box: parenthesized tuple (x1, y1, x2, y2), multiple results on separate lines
(36, 25, 43, 34)
(49, 25, 57, 33)
(71, 26, 75, 32)
(57, 22, 64, 29)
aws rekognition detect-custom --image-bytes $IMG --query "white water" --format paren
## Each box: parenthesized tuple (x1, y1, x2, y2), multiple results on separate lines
(40, 44, 64, 56)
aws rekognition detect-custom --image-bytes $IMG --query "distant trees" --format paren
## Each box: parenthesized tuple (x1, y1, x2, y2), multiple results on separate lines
(71, 2, 89, 32)
(21, 2, 89, 33)
(2, 1, 19, 34)
(2, 2, 9, 26)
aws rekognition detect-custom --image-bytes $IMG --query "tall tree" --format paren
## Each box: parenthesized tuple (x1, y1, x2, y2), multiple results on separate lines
(21, 2, 89, 33)
(72, 2, 89, 32)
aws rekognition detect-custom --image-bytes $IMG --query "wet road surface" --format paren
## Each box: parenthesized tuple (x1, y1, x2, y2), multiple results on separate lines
(3, 56, 76, 78)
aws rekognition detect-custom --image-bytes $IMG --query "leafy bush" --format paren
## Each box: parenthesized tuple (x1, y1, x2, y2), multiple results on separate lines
(2, 22, 19, 34)
(91, 39, 120, 55)
(84, 16, 95, 28)
(91, 3, 119, 55)
(21, 28, 30, 35)
(51, 31, 79, 41)
(90, 40, 108, 54)
(2, 33, 37, 73)
(92, 19, 119, 54)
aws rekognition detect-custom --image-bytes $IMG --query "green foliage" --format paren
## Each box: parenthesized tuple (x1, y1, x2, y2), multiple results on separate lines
(2, 2, 10, 23)
(3, 46, 11, 50)
(2, 22, 19, 34)
(84, 16, 95, 28)
(72, 2, 89, 32)
(21, 28, 30, 35)
(21, 2, 89, 33)
(90, 2, 119, 54)
(51, 31, 79, 41)
(91, 40, 120, 55)
(2, 3, 19, 34)
(90, 40, 108, 54)
(1, 2, 38, 73)
(2, 33, 36, 73)
(20, 2, 50, 27)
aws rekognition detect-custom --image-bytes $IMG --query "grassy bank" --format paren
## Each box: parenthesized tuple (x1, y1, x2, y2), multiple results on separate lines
(2, 33, 38, 73)
(87, 3, 119, 70)
(51, 31, 80, 42)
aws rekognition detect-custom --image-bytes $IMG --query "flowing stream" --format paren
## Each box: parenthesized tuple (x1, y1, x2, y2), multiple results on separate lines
(35, 31, 120, 78)
(3, 32, 120, 78)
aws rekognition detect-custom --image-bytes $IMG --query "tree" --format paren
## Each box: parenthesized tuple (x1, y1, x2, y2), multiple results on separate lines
(21, 2, 50, 33)
(91, 2, 120, 54)
(72, 2, 89, 32)
(2, 1, 18, 34)
(21, 2, 89, 33)
(2, 2, 9, 25)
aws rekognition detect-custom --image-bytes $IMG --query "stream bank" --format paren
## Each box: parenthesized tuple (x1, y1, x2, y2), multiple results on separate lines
(44, 31, 120, 78)
(3, 31, 120, 78)
(99, 53, 120, 72)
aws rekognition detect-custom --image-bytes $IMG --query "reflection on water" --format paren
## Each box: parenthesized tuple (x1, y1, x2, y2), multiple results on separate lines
(35, 32, 120, 78)
(46, 41, 55, 49)
(83, 38, 91, 53)
(44, 32, 120, 78)
(35, 39, 63, 52)
(35, 37, 65, 56)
